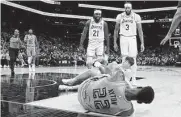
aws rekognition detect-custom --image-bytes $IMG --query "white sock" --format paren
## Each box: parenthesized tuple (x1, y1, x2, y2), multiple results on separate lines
(32, 64, 35, 71)
(94, 61, 102, 67)
(28, 57, 32, 65)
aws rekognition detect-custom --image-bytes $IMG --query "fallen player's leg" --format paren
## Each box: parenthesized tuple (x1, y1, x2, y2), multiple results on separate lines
(62, 68, 101, 85)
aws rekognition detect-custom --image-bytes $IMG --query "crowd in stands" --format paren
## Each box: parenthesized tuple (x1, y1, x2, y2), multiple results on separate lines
(1, 30, 179, 68)
(137, 47, 177, 66)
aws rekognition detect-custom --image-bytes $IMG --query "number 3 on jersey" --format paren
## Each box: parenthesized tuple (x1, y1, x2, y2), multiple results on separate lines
(93, 30, 99, 37)
(125, 24, 129, 30)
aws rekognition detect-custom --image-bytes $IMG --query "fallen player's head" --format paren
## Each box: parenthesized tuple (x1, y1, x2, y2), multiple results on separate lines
(122, 57, 134, 69)
(136, 86, 154, 104)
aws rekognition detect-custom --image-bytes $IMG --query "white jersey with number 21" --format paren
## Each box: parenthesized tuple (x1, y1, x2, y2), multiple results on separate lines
(116, 12, 141, 37)
(89, 18, 104, 44)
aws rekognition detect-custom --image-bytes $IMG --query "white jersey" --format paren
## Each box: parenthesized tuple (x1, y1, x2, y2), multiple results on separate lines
(24, 34, 37, 47)
(89, 18, 104, 44)
(116, 12, 141, 37)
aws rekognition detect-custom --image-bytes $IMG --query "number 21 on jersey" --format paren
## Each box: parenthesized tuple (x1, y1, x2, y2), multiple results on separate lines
(93, 30, 99, 37)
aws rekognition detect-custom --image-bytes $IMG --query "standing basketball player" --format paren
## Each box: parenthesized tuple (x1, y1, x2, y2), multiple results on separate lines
(24, 29, 38, 72)
(114, 2, 144, 86)
(79, 9, 110, 69)
(4, 29, 23, 76)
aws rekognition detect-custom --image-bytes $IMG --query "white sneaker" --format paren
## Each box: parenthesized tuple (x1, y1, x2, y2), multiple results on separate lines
(62, 79, 74, 85)
(94, 61, 102, 67)
(32, 64, 35, 72)
(59, 85, 72, 91)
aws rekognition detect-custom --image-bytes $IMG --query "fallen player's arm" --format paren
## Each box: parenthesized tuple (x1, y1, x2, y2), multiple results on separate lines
(99, 65, 112, 75)
(93, 61, 112, 75)
(114, 64, 134, 88)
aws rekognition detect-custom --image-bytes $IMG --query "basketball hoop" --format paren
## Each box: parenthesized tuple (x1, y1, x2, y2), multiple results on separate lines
(169, 37, 181, 47)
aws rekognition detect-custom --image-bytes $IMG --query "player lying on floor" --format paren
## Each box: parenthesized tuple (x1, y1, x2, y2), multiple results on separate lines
(59, 57, 154, 116)
(61, 56, 135, 89)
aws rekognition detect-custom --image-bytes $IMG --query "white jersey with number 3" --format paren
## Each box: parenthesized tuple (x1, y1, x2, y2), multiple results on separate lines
(116, 12, 141, 37)
(89, 18, 104, 44)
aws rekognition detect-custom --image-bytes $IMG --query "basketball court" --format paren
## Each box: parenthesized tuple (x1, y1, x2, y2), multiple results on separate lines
(1, 66, 181, 117)
(1, 1, 181, 117)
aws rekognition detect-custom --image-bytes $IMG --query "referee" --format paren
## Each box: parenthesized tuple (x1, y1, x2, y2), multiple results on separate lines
(5, 29, 23, 76)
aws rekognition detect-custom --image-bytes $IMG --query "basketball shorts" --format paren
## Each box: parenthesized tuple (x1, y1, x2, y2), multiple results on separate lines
(87, 42, 104, 57)
(120, 36, 137, 57)
(27, 47, 36, 57)
(9, 48, 19, 61)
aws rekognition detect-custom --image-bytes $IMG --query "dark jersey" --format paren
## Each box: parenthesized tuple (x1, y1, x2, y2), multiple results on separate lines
(78, 74, 133, 116)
